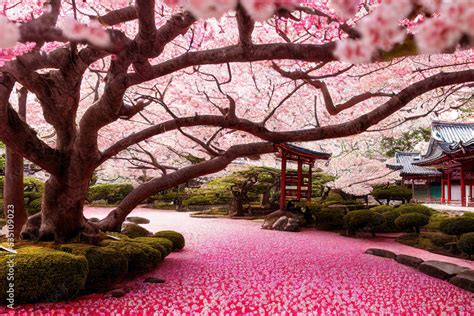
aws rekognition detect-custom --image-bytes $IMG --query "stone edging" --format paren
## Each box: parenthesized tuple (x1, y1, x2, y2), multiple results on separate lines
(365, 248, 473, 293)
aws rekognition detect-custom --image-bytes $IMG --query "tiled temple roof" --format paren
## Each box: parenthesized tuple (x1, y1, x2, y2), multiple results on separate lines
(386, 152, 442, 177)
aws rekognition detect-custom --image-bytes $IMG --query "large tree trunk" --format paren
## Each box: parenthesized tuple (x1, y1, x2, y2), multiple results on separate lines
(230, 196, 245, 217)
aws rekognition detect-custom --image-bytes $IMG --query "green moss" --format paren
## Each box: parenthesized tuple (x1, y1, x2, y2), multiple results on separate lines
(0, 247, 88, 304)
(59, 244, 128, 292)
(370, 205, 394, 213)
(121, 223, 151, 238)
(153, 231, 185, 251)
(149, 237, 173, 255)
(132, 237, 169, 258)
(103, 240, 160, 274)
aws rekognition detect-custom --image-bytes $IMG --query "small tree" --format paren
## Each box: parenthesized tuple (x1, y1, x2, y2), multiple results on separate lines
(439, 217, 474, 238)
(395, 213, 429, 234)
(458, 233, 474, 259)
(371, 185, 412, 205)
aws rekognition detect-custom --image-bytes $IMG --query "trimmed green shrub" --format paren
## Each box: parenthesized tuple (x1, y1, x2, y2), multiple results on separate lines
(315, 208, 345, 230)
(458, 232, 474, 257)
(153, 231, 185, 251)
(26, 198, 42, 216)
(380, 209, 401, 232)
(344, 210, 386, 236)
(103, 240, 161, 274)
(395, 213, 429, 234)
(422, 232, 457, 248)
(150, 237, 173, 255)
(0, 247, 88, 304)
(424, 211, 450, 230)
(397, 204, 433, 217)
(133, 237, 170, 258)
(59, 244, 128, 292)
(370, 205, 394, 213)
(121, 223, 151, 238)
(87, 183, 134, 204)
(371, 185, 412, 202)
(439, 216, 474, 237)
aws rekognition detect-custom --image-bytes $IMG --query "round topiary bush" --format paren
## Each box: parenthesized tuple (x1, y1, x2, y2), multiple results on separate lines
(133, 237, 170, 258)
(370, 205, 394, 213)
(439, 216, 474, 237)
(126, 216, 151, 224)
(344, 210, 386, 236)
(380, 209, 402, 232)
(395, 213, 429, 234)
(153, 231, 185, 251)
(59, 244, 128, 292)
(150, 237, 173, 255)
(458, 232, 474, 257)
(397, 204, 433, 217)
(0, 247, 88, 304)
(314, 208, 345, 230)
(103, 240, 161, 274)
(121, 223, 151, 238)
(371, 185, 412, 203)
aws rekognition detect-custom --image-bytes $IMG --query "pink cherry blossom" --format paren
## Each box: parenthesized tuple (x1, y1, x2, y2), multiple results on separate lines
(184, 0, 238, 19)
(358, 10, 407, 51)
(328, 0, 360, 20)
(241, 0, 276, 21)
(60, 18, 110, 48)
(0, 16, 20, 49)
(415, 18, 462, 54)
(333, 38, 375, 64)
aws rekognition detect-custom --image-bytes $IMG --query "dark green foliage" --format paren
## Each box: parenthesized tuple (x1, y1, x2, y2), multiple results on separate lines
(87, 183, 134, 204)
(381, 209, 402, 232)
(315, 208, 345, 230)
(397, 232, 459, 252)
(395, 213, 429, 233)
(103, 240, 161, 274)
(381, 127, 431, 157)
(370, 205, 394, 213)
(0, 247, 88, 304)
(344, 210, 386, 236)
(371, 185, 412, 202)
(59, 244, 128, 292)
(153, 231, 185, 251)
(458, 232, 474, 257)
(425, 211, 450, 230)
(422, 232, 458, 247)
(398, 204, 433, 217)
(439, 217, 474, 237)
(121, 223, 151, 238)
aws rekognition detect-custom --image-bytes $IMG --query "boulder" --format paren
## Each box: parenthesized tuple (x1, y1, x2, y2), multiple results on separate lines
(144, 277, 165, 284)
(284, 218, 300, 232)
(272, 216, 289, 230)
(418, 260, 468, 280)
(262, 210, 286, 230)
(395, 254, 424, 268)
(109, 289, 127, 298)
(449, 270, 474, 293)
(126, 216, 150, 224)
(365, 248, 397, 259)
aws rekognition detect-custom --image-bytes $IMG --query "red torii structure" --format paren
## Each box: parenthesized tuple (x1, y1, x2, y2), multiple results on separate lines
(276, 144, 331, 210)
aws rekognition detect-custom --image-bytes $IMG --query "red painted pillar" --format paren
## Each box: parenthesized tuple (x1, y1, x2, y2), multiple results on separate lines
(447, 172, 452, 204)
(441, 172, 445, 203)
(297, 158, 302, 200)
(427, 178, 431, 202)
(460, 164, 466, 206)
(308, 163, 313, 202)
(280, 151, 287, 210)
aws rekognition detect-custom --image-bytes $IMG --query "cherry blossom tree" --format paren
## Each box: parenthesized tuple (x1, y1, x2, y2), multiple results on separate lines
(0, 0, 473, 241)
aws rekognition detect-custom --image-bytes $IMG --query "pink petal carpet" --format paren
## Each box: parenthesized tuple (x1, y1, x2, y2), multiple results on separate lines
(3, 207, 473, 315)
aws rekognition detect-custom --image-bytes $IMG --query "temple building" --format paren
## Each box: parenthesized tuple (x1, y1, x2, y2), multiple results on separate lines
(388, 121, 474, 206)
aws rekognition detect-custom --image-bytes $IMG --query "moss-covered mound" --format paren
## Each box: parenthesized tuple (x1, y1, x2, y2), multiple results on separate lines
(0, 247, 88, 304)
(59, 244, 128, 292)
(121, 223, 152, 238)
(149, 237, 173, 255)
(132, 237, 170, 258)
(102, 240, 161, 274)
(153, 231, 185, 251)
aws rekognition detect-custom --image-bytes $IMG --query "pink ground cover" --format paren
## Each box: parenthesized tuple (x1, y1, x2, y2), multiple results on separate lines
(3, 207, 473, 315)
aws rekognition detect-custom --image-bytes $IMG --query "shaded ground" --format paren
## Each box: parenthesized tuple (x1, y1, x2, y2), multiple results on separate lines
(4, 207, 473, 314)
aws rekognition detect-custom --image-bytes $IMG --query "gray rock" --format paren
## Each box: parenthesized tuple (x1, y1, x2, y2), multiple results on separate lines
(109, 289, 127, 298)
(365, 248, 397, 259)
(284, 218, 300, 232)
(144, 277, 165, 284)
(395, 254, 424, 268)
(272, 216, 289, 231)
(262, 210, 285, 230)
(418, 260, 468, 280)
(449, 270, 474, 293)
(126, 216, 150, 224)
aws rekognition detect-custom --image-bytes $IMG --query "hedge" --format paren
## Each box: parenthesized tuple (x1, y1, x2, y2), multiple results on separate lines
(102, 240, 161, 274)
(458, 232, 474, 257)
(344, 210, 385, 236)
(121, 223, 151, 238)
(370, 205, 394, 213)
(315, 208, 345, 230)
(132, 237, 170, 258)
(87, 183, 134, 204)
(397, 204, 433, 217)
(371, 185, 412, 201)
(439, 216, 474, 237)
(395, 213, 429, 234)
(153, 231, 185, 251)
(149, 237, 173, 255)
(0, 247, 88, 304)
(59, 244, 128, 292)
